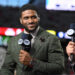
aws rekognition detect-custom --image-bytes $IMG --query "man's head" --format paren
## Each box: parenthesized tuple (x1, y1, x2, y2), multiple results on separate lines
(19, 4, 40, 33)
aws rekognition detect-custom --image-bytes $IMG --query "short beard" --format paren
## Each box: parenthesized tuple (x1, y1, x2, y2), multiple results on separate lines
(24, 25, 38, 33)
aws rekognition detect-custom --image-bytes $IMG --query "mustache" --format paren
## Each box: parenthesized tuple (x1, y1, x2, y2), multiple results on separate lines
(27, 22, 35, 25)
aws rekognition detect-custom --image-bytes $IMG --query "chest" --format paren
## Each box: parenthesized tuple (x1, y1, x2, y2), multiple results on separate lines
(11, 37, 49, 62)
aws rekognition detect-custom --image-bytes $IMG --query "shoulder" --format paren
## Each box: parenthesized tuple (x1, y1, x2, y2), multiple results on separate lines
(39, 27, 59, 40)
(8, 32, 23, 43)
(42, 30, 59, 40)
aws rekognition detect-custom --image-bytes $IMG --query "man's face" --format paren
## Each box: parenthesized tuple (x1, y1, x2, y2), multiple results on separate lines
(20, 10, 40, 33)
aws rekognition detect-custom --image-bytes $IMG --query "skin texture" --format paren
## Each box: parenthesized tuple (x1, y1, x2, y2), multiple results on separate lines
(66, 41, 75, 56)
(19, 9, 40, 66)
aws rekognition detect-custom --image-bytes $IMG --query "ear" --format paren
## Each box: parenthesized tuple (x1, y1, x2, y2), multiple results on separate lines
(20, 18, 22, 24)
(38, 17, 40, 21)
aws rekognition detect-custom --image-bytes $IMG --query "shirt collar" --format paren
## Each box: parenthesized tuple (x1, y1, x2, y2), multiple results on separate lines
(24, 26, 40, 38)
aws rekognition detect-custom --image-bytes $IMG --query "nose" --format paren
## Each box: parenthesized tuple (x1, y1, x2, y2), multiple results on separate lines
(28, 18, 34, 23)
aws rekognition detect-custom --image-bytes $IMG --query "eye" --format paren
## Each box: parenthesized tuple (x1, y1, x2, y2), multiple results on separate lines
(31, 16, 37, 19)
(24, 17, 29, 20)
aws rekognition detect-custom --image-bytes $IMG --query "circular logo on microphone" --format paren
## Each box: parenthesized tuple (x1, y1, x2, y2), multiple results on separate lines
(18, 39, 23, 45)
(24, 39, 30, 45)
(67, 29, 75, 36)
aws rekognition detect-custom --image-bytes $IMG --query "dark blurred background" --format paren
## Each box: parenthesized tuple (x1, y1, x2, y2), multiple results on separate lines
(0, 0, 75, 31)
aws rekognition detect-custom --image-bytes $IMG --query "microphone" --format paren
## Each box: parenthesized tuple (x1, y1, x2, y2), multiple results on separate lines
(18, 33, 32, 52)
(18, 33, 32, 71)
(67, 23, 75, 62)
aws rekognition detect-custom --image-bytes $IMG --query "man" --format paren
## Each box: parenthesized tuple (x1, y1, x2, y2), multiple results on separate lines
(0, 4, 64, 75)
(66, 41, 75, 74)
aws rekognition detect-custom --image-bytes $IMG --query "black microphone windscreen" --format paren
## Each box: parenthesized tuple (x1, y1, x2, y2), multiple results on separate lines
(70, 23, 75, 30)
(21, 33, 29, 40)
